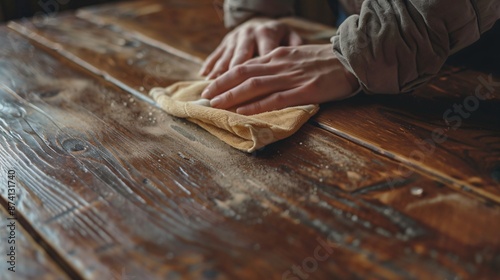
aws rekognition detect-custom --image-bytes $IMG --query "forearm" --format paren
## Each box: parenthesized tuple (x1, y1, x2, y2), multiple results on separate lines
(331, 0, 500, 94)
(224, 0, 295, 29)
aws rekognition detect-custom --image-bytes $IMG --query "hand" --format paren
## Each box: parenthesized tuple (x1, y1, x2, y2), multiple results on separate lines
(200, 44, 360, 115)
(199, 18, 302, 79)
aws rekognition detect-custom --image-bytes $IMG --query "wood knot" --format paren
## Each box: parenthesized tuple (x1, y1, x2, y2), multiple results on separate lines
(38, 89, 59, 99)
(121, 39, 140, 48)
(61, 138, 88, 154)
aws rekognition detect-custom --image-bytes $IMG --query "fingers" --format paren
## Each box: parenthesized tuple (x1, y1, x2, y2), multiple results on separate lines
(201, 64, 277, 99)
(236, 86, 307, 115)
(200, 22, 300, 77)
(209, 73, 294, 109)
(199, 44, 224, 76)
(241, 54, 270, 66)
(229, 32, 256, 69)
(243, 46, 289, 66)
(206, 37, 237, 79)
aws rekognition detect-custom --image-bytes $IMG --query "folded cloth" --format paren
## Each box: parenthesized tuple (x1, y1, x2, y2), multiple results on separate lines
(150, 81, 319, 153)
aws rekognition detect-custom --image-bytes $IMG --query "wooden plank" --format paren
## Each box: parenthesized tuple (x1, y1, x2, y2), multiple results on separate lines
(312, 70, 500, 202)
(77, 0, 226, 63)
(9, 16, 201, 100)
(8, 14, 335, 106)
(76, 0, 337, 62)
(74, 0, 500, 202)
(2, 22, 500, 280)
(9, 15, 202, 97)
(7, 14, 489, 203)
(358, 183, 500, 280)
(0, 199, 70, 279)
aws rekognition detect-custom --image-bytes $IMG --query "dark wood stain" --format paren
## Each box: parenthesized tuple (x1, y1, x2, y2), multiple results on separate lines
(77, 0, 226, 62)
(313, 72, 500, 202)
(0, 1, 498, 279)
(73, 0, 500, 203)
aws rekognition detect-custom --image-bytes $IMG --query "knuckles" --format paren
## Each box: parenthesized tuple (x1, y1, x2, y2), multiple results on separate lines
(272, 92, 286, 104)
(271, 46, 300, 59)
(233, 65, 248, 77)
(268, 46, 301, 59)
(255, 25, 275, 36)
(272, 47, 289, 57)
(249, 101, 263, 114)
(303, 77, 321, 92)
(247, 77, 262, 89)
(224, 90, 235, 103)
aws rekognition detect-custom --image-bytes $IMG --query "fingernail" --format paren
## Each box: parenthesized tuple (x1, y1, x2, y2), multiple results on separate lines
(201, 88, 210, 98)
(236, 107, 247, 115)
(210, 96, 222, 107)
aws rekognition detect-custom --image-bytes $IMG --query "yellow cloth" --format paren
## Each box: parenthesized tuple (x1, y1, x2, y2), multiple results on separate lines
(150, 81, 319, 153)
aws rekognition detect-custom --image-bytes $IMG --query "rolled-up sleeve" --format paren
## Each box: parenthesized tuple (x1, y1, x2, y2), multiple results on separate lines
(224, 0, 295, 29)
(331, 0, 500, 94)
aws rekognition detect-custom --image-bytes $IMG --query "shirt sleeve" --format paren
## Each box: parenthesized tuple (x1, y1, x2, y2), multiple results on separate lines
(331, 0, 500, 94)
(223, 0, 295, 29)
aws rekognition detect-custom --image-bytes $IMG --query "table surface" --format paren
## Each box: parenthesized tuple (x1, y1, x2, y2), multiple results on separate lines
(0, 0, 499, 279)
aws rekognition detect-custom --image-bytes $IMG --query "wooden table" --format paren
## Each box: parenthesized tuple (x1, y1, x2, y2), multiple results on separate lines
(1, 1, 499, 279)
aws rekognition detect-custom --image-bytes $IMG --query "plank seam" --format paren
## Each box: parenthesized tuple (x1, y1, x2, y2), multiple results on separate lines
(76, 10, 205, 64)
(8, 15, 497, 205)
(310, 120, 500, 204)
(7, 21, 159, 108)
(0, 196, 84, 280)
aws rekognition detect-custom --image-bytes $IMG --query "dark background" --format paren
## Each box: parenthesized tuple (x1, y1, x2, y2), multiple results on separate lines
(0, 0, 337, 24)
(0, 0, 497, 73)
(0, 0, 119, 22)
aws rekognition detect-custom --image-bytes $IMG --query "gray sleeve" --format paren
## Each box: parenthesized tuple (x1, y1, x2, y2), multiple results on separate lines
(224, 0, 295, 29)
(331, 0, 500, 94)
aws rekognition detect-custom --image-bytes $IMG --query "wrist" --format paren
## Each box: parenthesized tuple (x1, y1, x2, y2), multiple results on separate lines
(343, 68, 360, 94)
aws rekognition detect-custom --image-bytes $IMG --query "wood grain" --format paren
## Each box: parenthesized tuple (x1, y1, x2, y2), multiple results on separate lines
(8, 15, 201, 98)
(8, 14, 336, 105)
(2, 19, 500, 280)
(76, 0, 337, 61)
(77, 0, 226, 63)
(0, 200, 69, 279)
(74, 0, 500, 203)
(313, 70, 500, 202)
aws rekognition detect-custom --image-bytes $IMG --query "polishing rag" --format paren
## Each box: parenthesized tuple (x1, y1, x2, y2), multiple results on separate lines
(150, 81, 319, 153)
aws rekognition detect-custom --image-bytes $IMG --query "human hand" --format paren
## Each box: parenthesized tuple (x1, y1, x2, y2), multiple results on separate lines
(199, 17, 302, 79)
(200, 44, 360, 115)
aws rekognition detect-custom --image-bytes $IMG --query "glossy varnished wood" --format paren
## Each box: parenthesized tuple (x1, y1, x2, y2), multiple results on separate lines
(2, 26, 500, 279)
